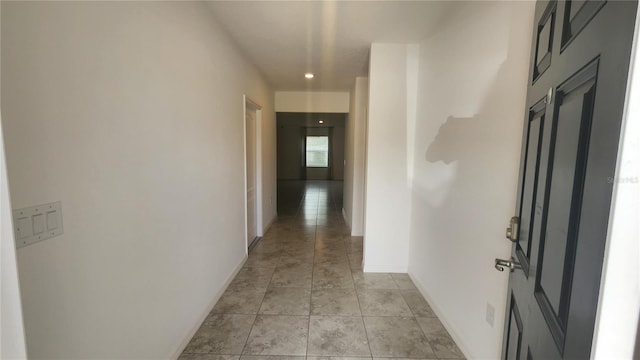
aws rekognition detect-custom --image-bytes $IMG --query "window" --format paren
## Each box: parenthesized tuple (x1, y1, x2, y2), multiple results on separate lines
(306, 136, 329, 167)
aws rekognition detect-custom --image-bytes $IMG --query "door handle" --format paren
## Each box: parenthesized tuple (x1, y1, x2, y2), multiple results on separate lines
(505, 216, 519, 242)
(495, 257, 521, 272)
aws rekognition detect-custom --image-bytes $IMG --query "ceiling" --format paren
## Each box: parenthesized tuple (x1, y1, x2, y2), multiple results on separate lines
(205, 1, 456, 91)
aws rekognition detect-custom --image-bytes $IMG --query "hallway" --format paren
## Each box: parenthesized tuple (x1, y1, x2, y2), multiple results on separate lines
(180, 180, 464, 359)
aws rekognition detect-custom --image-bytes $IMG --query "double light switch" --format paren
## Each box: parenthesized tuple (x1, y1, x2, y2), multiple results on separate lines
(13, 201, 63, 249)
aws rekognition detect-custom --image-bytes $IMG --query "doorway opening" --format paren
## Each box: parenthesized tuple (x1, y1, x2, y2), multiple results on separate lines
(276, 112, 347, 221)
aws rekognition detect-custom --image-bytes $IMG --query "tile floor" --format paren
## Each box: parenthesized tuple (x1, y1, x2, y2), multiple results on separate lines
(180, 180, 465, 360)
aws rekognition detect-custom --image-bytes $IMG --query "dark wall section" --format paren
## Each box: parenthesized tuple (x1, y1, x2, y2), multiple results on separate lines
(277, 112, 346, 181)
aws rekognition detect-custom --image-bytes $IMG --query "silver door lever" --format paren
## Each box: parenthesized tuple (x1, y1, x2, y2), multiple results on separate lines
(495, 257, 521, 272)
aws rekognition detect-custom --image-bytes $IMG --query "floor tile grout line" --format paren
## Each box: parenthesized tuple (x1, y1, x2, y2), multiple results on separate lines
(237, 312, 258, 356)
(239, 205, 284, 356)
(185, 181, 460, 359)
(306, 184, 319, 359)
(351, 254, 375, 358)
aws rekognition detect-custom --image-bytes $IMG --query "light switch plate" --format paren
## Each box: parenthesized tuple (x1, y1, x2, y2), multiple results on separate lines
(13, 201, 63, 249)
(15, 217, 32, 239)
(47, 210, 59, 230)
(32, 214, 45, 234)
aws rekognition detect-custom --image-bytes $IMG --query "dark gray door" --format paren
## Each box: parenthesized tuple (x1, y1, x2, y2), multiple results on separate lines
(501, 1, 637, 359)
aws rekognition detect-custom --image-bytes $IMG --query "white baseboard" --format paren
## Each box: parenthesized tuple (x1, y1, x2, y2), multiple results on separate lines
(262, 213, 276, 235)
(407, 272, 472, 360)
(363, 264, 408, 273)
(171, 254, 248, 359)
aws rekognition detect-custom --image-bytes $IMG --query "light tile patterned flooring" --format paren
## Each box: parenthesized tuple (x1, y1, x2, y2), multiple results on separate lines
(181, 180, 464, 360)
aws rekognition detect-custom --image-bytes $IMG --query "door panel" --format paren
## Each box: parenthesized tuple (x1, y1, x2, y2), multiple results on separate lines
(505, 294, 524, 360)
(516, 99, 546, 274)
(502, 1, 637, 359)
(533, 1, 557, 81)
(561, 0, 606, 49)
(535, 61, 597, 351)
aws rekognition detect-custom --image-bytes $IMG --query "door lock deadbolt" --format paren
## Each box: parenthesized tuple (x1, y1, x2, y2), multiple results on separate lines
(505, 216, 519, 242)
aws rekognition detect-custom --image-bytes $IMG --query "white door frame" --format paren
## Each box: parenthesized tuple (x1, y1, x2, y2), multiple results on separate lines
(243, 95, 263, 251)
(1, 107, 28, 358)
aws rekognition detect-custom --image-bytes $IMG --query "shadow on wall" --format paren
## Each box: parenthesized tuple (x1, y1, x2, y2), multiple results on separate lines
(416, 62, 520, 297)
(426, 115, 476, 165)
(418, 58, 519, 258)
(425, 60, 508, 167)
(408, 3, 533, 356)
(413, 62, 524, 356)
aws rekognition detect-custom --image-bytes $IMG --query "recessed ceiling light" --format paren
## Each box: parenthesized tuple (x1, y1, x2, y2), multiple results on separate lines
(318, 120, 324, 124)
(305, 73, 315, 79)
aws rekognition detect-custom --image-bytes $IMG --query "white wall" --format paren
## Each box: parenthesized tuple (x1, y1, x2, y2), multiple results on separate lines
(363, 45, 414, 273)
(592, 4, 640, 358)
(344, 77, 368, 236)
(344, 87, 355, 230)
(1, 2, 275, 359)
(0, 3, 28, 355)
(275, 91, 350, 113)
(332, 126, 345, 180)
(277, 125, 304, 180)
(406, 2, 534, 359)
(258, 110, 278, 232)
